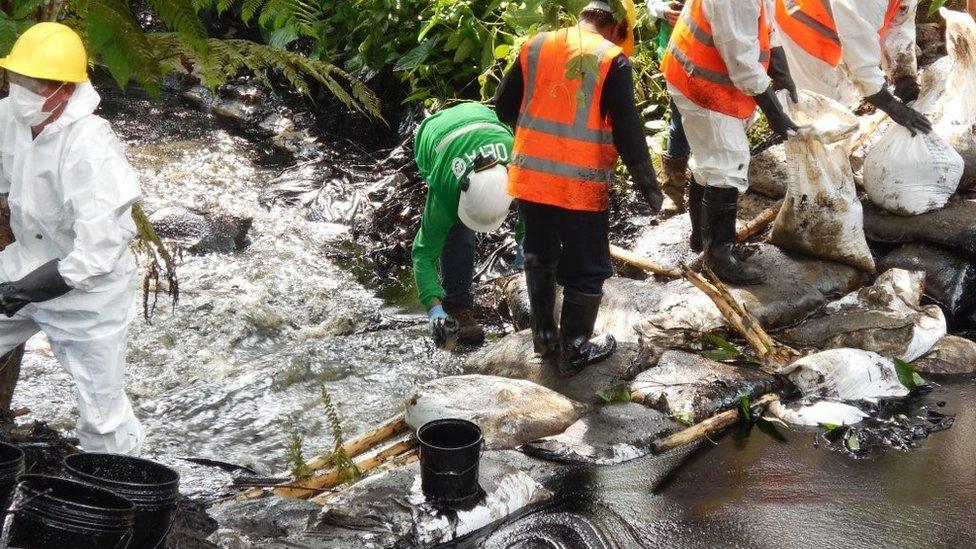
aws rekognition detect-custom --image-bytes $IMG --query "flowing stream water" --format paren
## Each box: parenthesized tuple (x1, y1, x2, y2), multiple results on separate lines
(8, 84, 976, 547)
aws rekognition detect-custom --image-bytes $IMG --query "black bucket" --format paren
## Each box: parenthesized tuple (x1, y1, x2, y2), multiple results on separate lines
(0, 442, 24, 511)
(5, 474, 134, 548)
(417, 418, 484, 508)
(64, 453, 180, 549)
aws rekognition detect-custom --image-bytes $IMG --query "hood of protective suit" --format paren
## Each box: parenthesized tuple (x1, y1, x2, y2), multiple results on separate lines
(35, 81, 102, 134)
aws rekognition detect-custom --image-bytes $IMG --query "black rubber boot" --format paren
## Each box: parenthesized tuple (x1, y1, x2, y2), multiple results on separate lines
(702, 186, 765, 285)
(558, 289, 616, 378)
(524, 256, 558, 358)
(688, 180, 705, 252)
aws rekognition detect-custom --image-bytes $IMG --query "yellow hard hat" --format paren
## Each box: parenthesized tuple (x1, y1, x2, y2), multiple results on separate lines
(0, 22, 89, 83)
(621, 0, 636, 57)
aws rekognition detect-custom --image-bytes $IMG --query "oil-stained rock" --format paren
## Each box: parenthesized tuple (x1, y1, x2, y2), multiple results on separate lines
(863, 199, 976, 256)
(149, 205, 252, 254)
(629, 351, 779, 423)
(914, 335, 976, 375)
(878, 244, 976, 318)
(521, 403, 681, 465)
(748, 143, 788, 198)
(404, 375, 587, 450)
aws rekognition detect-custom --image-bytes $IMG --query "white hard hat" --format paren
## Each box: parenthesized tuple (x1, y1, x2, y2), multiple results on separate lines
(458, 159, 513, 233)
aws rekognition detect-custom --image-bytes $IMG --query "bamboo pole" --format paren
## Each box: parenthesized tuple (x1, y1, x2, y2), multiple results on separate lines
(652, 393, 780, 454)
(305, 414, 408, 472)
(309, 449, 420, 506)
(272, 437, 418, 500)
(609, 245, 681, 277)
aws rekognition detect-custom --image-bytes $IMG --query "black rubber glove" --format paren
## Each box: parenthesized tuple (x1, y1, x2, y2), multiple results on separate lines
(893, 75, 920, 103)
(767, 47, 798, 103)
(0, 259, 73, 318)
(630, 158, 663, 214)
(866, 87, 932, 137)
(753, 88, 799, 140)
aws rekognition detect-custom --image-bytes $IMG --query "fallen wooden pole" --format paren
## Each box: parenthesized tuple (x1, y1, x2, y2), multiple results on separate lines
(309, 449, 420, 505)
(272, 437, 418, 500)
(306, 414, 408, 473)
(652, 393, 780, 454)
(609, 244, 681, 277)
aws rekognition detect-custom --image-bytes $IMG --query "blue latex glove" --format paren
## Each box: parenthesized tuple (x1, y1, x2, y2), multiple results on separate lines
(428, 304, 459, 350)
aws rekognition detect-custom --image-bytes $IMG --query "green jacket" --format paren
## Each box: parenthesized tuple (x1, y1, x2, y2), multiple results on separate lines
(411, 102, 515, 309)
(655, 21, 673, 60)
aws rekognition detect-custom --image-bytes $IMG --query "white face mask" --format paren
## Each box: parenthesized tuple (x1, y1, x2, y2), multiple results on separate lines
(8, 82, 65, 128)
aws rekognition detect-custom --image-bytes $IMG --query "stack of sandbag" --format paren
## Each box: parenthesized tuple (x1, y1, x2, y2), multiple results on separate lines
(769, 91, 875, 272)
(862, 51, 964, 215)
(934, 8, 976, 189)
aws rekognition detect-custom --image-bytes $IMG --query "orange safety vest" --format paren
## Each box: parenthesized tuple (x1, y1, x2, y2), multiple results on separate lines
(775, 0, 903, 66)
(662, 0, 772, 119)
(508, 27, 622, 213)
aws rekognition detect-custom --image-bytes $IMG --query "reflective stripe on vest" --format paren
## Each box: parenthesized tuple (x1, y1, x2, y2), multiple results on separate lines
(775, 0, 842, 66)
(508, 28, 622, 212)
(661, 0, 772, 119)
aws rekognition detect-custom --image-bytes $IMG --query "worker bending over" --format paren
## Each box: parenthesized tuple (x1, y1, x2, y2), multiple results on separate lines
(647, 0, 692, 216)
(413, 102, 515, 349)
(662, 0, 798, 285)
(0, 23, 144, 454)
(495, 1, 663, 378)
(775, 0, 931, 135)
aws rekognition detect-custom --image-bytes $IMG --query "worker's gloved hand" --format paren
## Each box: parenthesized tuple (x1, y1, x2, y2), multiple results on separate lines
(630, 159, 663, 214)
(866, 87, 932, 137)
(0, 259, 73, 318)
(753, 88, 799, 140)
(893, 75, 921, 103)
(767, 47, 798, 103)
(428, 304, 459, 350)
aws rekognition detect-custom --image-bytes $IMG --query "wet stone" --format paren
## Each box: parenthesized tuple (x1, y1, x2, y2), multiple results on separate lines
(863, 199, 976, 256)
(404, 375, 588, 450)
(748, 143, 789, 198)
(878, 243, 976, 319)
(914, 335, 976, 376)
(521, 403, 682, 465)
(464, 331, 650, 403)
(149, 205, 253, 254)
(629, 351, 778, 424)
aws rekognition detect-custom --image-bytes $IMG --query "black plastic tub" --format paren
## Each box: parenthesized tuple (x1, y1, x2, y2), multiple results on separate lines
(64, 453, 180, 549)
(5, 474, 134, 548)
(417, 418, 484, 508)
(0, 442, 24, 511)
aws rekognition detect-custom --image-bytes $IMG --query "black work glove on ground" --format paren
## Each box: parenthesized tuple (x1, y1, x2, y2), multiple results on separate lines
(893, 75, 921, 103)
(753, 88, 799, 139)
(866, 87, 932, 136)
(630, 158, 664, 214)
(768, 47, 798, 103)
(0, 259, 73, 317)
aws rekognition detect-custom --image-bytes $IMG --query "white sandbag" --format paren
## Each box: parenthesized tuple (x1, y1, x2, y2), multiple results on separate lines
(769, 91, 875, 272)
(779, 349, 909, 401)
(935, 9, 976, 190)
(862, 125, 963, 216)
(768, 399, 867, 427)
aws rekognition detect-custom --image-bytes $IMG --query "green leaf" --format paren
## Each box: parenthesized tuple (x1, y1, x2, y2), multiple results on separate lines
(494, 44, 511, 59)
(672, 410, 694, 426)
(894, 358, 925, 391)
(147, 0, 210, 53)
(821, 422, 840, 431)
(596, 385, 632, 404)
(845, 429, 860, 452)
(738, 394, 751, 423)
(928, 0, 949, 17)
(394, 38, 437, 72)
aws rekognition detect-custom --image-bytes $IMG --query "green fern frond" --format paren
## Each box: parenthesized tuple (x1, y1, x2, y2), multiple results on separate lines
(146, 0, 208, 52)
(75, 0, 162, 93)
(320, 386, 359, 482)
(240, 0, 266, 22)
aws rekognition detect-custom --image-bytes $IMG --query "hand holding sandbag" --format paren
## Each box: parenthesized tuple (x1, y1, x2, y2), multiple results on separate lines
(753, 88, 799, 140)
(866, 87, 932, 137)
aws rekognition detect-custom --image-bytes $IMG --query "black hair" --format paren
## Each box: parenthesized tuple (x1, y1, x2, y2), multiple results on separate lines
(579, 7, 619, 30)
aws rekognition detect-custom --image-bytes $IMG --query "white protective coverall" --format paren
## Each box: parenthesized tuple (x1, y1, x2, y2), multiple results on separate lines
(0, 82, 144, 455)
(666, 0, 778, 192)
(779, 0, 918, 109)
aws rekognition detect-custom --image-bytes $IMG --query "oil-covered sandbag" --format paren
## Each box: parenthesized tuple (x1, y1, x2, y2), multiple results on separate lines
(878, 244, 976, 318)
(769, 91, 875, 272)
(863, 199, 976, 256)
(780, 269, 947, 362)
(914, 335, 976, 375)
(934, 9, 976, 190)
(780, 349, 909, 401)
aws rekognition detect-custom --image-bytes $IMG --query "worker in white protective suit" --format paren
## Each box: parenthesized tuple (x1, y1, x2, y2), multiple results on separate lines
(775, 0, 932, 135)
(660, 0, 798, 284)
(0, 22, 144, 454)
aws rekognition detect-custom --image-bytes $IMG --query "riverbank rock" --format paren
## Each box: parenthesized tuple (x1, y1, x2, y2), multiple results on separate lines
(914, 335, 976, 375)
(779, 349, 909, 400)
(780, 269, 946, 361)
(404, 375, 586, 450)
(879, 244, 976, 318)
(629, 351, 778, 424)
(149, 205, 252, 254)
(309, 451, 563, 548)
(628, 214, 697, 273)
(748, 143, 789, 198)
(521, 403, 681, 465)
(863, 199, 976, 256)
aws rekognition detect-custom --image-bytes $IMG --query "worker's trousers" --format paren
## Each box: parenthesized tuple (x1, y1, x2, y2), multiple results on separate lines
(0, 307, 144, 455)
(440, 221, 476, 308)
(518, 200, 612, 295)
(667, 98, 691, 159)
